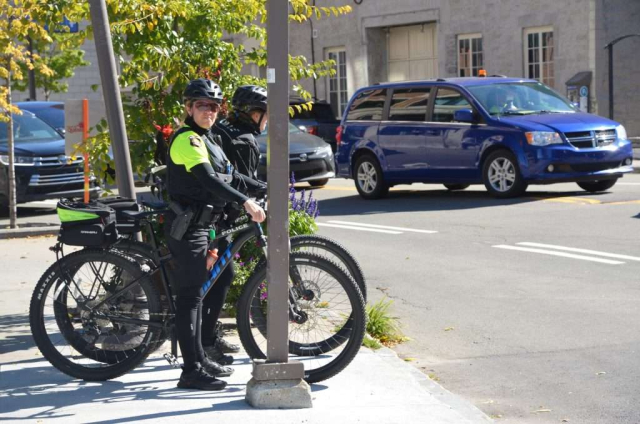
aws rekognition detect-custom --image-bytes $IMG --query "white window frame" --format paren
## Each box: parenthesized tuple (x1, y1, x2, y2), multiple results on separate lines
(457, 33, 483, 77)
(326, 47, 348, 118)
(524, 26, 554, 87)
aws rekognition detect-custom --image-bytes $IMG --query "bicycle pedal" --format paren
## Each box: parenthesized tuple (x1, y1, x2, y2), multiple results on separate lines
(163, 353, 180, 368)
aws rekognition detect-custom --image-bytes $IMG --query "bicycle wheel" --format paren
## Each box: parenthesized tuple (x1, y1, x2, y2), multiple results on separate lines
(290, 234, 368, 301)
(30, 249, 164, 381)
(236, 252, 366, 384)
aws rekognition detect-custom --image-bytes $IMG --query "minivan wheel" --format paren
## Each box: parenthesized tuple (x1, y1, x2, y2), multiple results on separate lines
(443, 184, 470, 191)
(482, 150, 527, 198)
(354, 155, 389, 200)
(577, 179, 618, 193)
(309, 178, 330, 187)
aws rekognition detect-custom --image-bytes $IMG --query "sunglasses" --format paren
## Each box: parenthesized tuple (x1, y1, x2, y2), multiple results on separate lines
(194, 102, 221, 112)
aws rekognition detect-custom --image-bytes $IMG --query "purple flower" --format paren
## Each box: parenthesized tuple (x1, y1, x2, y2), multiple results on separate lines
(234, 253, 241, 259)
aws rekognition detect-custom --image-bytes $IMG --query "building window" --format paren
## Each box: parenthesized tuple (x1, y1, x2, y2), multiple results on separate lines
(326, 48, 348, 118)
(524, 27, 554, 87)
(458, 34, 483, 77)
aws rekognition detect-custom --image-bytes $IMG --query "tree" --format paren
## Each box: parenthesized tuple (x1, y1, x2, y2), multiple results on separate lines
(85, 0, 351, 183)
(0, 0, 87, 226)
(12, 28, 89, 101)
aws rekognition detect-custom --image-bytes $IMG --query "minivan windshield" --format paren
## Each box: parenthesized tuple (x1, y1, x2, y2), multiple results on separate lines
(467, 82, 577, 116)
(0, 113, 62, 144)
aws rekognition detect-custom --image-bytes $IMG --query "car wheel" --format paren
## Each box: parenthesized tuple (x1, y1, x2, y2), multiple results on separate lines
(482, 150, 527, 198)
(309, 178, 330, 187)
(354, 155, 389, 200)
(577, 179, 618, 193)
(443, 184, 470, 191)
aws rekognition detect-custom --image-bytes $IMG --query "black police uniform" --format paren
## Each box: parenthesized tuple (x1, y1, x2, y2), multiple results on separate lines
(165, 115, 260, 372)
(198, 115, 265, 351)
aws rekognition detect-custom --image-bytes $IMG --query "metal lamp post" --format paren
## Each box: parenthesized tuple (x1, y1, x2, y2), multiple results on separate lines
(604, 34, 640, 120)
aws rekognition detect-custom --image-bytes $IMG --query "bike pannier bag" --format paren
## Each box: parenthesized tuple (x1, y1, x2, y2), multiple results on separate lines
(97, 196, 141, 234)
(57, 199, 118, 247)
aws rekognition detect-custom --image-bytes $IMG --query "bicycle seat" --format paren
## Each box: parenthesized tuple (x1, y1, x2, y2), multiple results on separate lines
(121, 208, 169, 221)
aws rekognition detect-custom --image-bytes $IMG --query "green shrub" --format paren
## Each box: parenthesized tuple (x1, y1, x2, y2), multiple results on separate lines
(223, 180, 318, 316)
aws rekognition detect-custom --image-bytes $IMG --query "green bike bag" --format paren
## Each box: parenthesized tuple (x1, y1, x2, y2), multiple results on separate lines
(57, 199, 118, 247)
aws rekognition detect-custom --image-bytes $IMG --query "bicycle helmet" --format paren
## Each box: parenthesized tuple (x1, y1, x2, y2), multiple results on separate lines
(183, 79, 223, 103)
(231, 85, 268, 114)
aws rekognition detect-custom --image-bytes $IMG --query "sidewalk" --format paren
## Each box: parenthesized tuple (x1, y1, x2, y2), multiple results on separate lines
(0, 331, 492, 424)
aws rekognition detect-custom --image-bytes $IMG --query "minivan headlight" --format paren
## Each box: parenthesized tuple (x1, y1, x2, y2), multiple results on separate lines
(615, 125, 628, 141)
(525, 132, 563, 146)
(0, 155, 36, 166)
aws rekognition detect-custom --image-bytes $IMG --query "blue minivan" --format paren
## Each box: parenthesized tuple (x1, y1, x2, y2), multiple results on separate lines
(335, 77, 633, 199)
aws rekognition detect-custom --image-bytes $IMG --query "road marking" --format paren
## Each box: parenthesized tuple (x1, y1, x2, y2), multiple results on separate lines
(492, 245, 624, 265)
(327, 220, 438, 234)
(317, 223, 402, 234)
(537, 197, 601, 204)
(517, 242, 640, 262)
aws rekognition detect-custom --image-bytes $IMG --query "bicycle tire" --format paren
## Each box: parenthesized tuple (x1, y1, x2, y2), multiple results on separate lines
(290, 234, 368, 301)
(236, 252, 366, 383)
(30, 249, 163, 381)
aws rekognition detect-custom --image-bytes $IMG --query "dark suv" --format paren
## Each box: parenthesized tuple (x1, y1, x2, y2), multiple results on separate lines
(290, 97, 340, 152)
(0, 111, 100, 208)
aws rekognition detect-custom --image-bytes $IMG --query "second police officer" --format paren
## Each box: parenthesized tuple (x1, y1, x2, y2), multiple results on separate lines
(199, 85, 269, 364)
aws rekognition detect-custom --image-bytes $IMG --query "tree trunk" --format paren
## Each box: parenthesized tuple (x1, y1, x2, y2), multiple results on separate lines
(6, 66, 18, 228)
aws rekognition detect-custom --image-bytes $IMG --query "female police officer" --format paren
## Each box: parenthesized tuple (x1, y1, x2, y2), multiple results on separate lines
(200, 85, 268, 365)
(165, 78, 265, 390)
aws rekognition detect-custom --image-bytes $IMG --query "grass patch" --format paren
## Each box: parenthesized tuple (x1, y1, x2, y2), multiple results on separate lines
(365, 297, 409, 348)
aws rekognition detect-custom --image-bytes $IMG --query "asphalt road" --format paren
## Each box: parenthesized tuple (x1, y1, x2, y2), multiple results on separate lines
(307, 176, 640, 424)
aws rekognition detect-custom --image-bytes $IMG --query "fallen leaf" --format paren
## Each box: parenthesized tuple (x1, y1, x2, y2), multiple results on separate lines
(562, 419, 570, 422)
(403, 357, 416, 362)
(596, 371, 606, 376)
(533, 409, 552, 413)
(444, 327, 455, 331)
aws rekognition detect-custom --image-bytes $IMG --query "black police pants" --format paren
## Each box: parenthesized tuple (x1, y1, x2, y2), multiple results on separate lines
(165, 220, 209, 372)
(201, 236, 234, 346)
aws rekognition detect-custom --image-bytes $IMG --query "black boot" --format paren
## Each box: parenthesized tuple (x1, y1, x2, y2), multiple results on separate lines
(177, 364, 227, 391)
(201, 356, 234, 377)
(215, 321, 240, 353)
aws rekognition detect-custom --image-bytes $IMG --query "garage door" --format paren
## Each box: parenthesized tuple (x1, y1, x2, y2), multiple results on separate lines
(388, 23, 438, 81)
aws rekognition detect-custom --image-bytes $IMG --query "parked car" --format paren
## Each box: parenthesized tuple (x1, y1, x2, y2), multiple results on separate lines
(15, 101, 65, 136)
(257, 123, 335, 187)
(290, 97, 340, 152)
(335, 77, 633, 199)
(0, 110, 100, 208)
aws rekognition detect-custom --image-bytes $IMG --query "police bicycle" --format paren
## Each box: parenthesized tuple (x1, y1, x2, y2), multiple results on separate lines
(29, 199, 366, 384)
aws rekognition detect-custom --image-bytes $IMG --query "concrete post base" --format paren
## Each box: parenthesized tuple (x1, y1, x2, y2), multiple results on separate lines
(245, 378, 312, 409)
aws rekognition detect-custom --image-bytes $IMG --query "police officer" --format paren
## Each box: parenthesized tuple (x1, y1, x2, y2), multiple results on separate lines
(199, 85, 268, 364)
(165, 78, 265, 390)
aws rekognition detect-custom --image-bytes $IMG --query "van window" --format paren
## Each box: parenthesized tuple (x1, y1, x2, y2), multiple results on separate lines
(432, 88, 472, 123)
(346, 89, 387, 121)
(388, 88, 431, 122)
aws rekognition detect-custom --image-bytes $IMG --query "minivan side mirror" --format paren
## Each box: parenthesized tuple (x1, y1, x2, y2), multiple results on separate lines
(454, 108, 475, 123)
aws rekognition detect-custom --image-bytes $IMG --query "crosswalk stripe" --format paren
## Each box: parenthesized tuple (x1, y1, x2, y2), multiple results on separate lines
(317, 223, 402, 234)
(493, 245, 624, 265)
(327, 220, 437, 234)
(517, 242, 640, 262)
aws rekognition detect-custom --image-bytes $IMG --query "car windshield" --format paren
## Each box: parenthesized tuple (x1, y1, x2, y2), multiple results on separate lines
(467, 82, 577, 116)
(262, 123, 302, 135)
(0, 113, 62, 143)
(28, 105, 64, 130)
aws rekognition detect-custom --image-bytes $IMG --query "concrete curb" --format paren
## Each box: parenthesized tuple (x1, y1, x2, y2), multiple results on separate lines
(0, 226, 58, 240)
(375, 347, 493, 422)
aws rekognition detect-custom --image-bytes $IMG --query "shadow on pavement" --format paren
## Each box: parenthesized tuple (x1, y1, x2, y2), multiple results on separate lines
(0, 314, 36, 358)
(0, 359, 251, 422)
(313, 187, 609, 216)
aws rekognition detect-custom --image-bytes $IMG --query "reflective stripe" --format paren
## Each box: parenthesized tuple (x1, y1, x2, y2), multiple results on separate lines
(57, 208, 100, 222)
